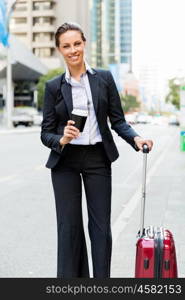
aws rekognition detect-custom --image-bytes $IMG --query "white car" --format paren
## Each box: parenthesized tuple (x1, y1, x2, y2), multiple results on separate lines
(136, 113, 148, 124)
(12, 107, 43, 127)
(125, 113, 137, 124)
(168, 115, 180, 126)
(12, 108, 34, 127)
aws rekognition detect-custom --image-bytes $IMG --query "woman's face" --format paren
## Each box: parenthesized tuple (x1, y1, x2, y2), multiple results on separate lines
(57, 30, 86, 68)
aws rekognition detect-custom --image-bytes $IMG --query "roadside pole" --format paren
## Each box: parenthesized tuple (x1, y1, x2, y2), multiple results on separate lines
(5, 42, 13, 128)
(179, 83, 185, 151)
(180, 84, 185, 127)
(4, 0, 16, 129)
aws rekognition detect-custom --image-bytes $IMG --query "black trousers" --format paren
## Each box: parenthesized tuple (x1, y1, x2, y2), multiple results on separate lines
(51, 142, 112, 278)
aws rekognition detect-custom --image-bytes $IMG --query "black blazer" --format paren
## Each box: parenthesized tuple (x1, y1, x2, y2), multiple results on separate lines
(41, 68, 139, 169)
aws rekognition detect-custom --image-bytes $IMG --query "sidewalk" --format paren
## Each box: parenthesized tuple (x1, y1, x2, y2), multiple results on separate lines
(111, 130, 185, 277)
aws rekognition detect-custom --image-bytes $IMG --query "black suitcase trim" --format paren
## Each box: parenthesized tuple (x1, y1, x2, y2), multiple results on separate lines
(154, 228, 164, 278)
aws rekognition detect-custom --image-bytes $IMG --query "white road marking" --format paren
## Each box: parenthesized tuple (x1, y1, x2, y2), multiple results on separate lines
(34, 165, 45, 171)
(0, 175, 16, 183)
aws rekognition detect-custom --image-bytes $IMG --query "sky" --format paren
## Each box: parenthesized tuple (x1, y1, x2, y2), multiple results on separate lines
(132, 0, 185, 79)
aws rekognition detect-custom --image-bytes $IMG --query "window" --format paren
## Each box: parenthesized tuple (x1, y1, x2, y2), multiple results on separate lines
(33, 33, 53, 42)
(33, 48, 52, 57)
(43, 17, 52, 25)
(121, 44, 131, 52)
(120, 0, 131, 9)
(33, 17, 41, 26)
(16, 33, 27, 43)
(43, 33, 52, 41)
(33, 1, 52, 11)
(33, 2, 41, 11)
(121, 56, 129, 63)
(15, 18, 27, 24)
(43, 2, 52, 10)
(33, 33, 40, 42)
(15, 2, 27, 11)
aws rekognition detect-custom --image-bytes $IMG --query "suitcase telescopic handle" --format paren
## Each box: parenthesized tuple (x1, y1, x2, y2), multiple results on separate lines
(139, 144, 149, 237)
(143, 144, 149, 153)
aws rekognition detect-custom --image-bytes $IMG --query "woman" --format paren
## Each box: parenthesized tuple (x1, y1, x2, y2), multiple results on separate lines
(41, 22, 153, 278)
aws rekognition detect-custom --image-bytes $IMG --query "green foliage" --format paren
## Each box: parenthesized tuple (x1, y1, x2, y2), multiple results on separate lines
(37, 68, 64, 110)
(165, 78, 180, 110)
(120, 94, 140, 113)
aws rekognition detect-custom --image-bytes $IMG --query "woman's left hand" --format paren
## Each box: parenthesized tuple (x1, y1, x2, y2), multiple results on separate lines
(134, 136, 153, 151)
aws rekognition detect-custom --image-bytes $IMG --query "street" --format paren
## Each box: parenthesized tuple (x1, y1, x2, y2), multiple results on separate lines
(0, 123, 184, 277)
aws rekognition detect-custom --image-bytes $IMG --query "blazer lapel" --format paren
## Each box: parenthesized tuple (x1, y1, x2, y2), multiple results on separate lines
(60, 70, 99, 118)
(61, 77, 73, 118)
(87, 71, 99, 114)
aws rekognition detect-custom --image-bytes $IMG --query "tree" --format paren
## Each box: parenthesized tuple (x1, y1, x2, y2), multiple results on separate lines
(37, 68, 64, 110)
(120, 94, 140, 113)
(165, 78, 180, 110)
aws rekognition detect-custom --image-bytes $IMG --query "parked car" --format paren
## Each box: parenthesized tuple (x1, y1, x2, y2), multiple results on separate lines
(168, 115, 180, 126)
(151, 114, 168, 126)
(146, 115, 153, 124)
(125, 113, 137, 124)
(12, 107, 43, 127)
(12, 108, 34, 127)
(136, 112, 149, 124)
(20, 107, 43, 126)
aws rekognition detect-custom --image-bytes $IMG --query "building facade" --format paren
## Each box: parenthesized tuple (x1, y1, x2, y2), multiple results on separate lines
(120, 0, 132, 65)
(90, 0, 103, 67)
(90, 0, 117, 67)
(56, 0, 91, 65)
(9, 0, 56, 68)
(90, 0, 132, 68)
(9, 0, 132, 72)
(10, 0, 90, 69)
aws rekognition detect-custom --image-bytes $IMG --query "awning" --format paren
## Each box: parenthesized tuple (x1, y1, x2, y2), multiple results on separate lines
(0, 35, 48, 81)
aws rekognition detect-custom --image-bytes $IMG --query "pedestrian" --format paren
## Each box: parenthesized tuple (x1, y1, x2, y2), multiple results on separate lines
(41, 22, 153, 278)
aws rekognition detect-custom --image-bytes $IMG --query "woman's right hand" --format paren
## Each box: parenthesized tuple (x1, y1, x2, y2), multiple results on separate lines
(59, 120, 80, 146)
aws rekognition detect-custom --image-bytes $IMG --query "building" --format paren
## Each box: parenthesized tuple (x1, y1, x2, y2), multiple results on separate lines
(9, 0, 90, 69)
(9, 0, 132, 70)
(90, 0, 117, 67)
(9, 0, 57, 68)
(90, 0, 132, 68)
(119, 0, 132, 65)
(89, 0, 133, 94)
(90, 0, 102, 67)
(56, 0, 91, 64)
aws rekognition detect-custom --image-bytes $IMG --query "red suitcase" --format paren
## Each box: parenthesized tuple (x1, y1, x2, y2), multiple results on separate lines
(135, 145, 178, 278)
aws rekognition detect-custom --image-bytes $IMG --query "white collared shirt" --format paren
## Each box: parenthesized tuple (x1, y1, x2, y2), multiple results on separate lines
(65, 61, 102, 145)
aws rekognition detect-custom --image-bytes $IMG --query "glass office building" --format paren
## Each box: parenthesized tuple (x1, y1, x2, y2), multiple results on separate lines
(90, 0, 103, 67)
(120, 0, 132, 64)
(90, 0, 132, 68)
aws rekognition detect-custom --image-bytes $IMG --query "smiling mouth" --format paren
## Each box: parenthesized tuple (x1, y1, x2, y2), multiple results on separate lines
(69, 55, 79, 60)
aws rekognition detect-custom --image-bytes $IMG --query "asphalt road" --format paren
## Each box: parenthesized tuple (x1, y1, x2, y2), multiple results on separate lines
(0, 123, 184, 277)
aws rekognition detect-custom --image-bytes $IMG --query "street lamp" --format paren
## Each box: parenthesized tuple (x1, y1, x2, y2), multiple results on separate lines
(174, 77, 185, 128)
(173, 77, 185, 151)
(0, 0, 16, 129)
(5, 0, 16, 129)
